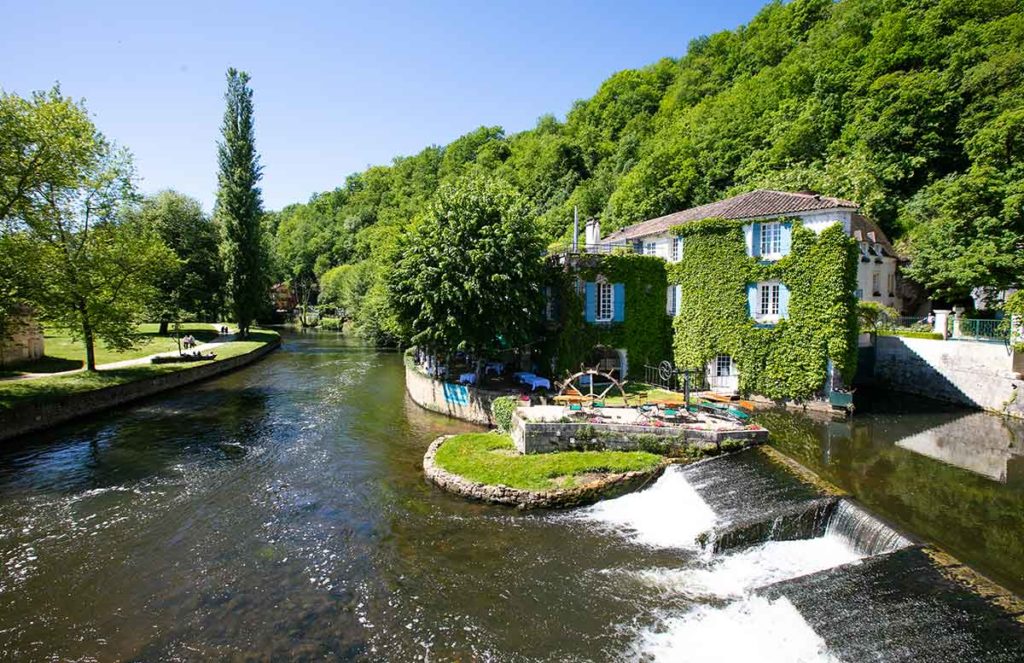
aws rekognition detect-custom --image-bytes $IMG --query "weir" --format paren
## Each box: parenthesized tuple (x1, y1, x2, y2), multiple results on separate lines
(575, 449, 1024, 661)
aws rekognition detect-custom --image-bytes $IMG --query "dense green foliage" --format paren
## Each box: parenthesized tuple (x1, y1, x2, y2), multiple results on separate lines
(128, 190, 226, 330)
(0, 86, 178, 370)
(388, 177, 545, 360)
(434, 433, 662, 490)
(269, 0, 1024, 336)
(544, 253, 672, 378)
(490, 395, 519, 433)
(216, 68, 269, 336)
(670, 220, 857, 400)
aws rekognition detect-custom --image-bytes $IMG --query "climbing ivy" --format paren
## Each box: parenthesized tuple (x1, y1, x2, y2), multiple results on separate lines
(668, 218, 858, 401)
(542, 253, 672, 379)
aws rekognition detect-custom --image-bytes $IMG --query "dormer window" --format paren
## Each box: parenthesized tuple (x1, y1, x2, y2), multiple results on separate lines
(760, 222, 782, 256)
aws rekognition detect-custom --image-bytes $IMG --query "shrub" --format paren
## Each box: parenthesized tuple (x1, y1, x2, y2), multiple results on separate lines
(490, 395, 518, 433)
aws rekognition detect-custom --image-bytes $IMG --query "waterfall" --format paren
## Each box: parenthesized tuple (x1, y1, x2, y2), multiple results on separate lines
(824, 500, 912, 556)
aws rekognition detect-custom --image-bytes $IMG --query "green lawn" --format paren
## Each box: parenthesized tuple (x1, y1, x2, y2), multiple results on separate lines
(434, 433, 663, 491)
(0, 330, 279, 410)
(37, 323, 223, 368)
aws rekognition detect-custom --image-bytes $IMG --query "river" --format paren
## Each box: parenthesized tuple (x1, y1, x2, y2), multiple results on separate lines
(1, 331, 1022, 660)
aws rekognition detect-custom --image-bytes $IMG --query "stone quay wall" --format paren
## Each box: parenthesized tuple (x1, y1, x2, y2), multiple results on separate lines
(511, 411, 768, 455)
(404, 356, 510, 426)
(0, 337, 280, 443)
(423, 435, 666, 509)
(874, 336, 1024, 419)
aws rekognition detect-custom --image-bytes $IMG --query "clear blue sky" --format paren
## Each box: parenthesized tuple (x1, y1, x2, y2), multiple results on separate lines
(2, 0, 768, 212)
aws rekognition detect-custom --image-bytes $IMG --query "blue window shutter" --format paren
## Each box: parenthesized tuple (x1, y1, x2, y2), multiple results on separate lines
(747, 283, 758, 317)
(751, 223, 761, 257)
(633, 240, 643, 253)
(780, 222, 793, 256)
(779, 283, 791, 318)
(613, 283, 625, 321)
(584, 282, 596, 322)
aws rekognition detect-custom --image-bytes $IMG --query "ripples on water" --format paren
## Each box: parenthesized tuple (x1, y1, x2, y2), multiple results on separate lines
(0, 332, 1021, 661)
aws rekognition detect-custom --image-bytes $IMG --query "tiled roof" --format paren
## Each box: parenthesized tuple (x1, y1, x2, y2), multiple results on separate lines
(851, 213, 898, 257)
(602, 189, 859, 242)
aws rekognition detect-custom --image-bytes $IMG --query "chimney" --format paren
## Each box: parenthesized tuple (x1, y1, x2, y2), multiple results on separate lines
(867, 231, 876, 242)
(584, 217, 601, 248)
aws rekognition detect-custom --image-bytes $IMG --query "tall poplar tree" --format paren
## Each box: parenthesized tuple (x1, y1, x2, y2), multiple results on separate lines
(216, 68, 267, 336)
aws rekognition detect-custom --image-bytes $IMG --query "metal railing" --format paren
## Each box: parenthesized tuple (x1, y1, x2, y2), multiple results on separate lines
(951, 318, 1010, 342)
(547, 242, 636, 257)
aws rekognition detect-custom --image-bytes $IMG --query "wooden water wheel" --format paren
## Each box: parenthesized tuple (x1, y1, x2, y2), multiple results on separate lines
(554, 367, 629, 405)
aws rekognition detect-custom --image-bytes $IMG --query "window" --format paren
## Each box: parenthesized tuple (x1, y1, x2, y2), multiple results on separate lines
(596, 280, 614, 322)
(715, 354, 733, 377)
(671, 236, 683, 262)
(760, 222, 782, 256)
(666, 285, 677, 316)
(871, 272, 881, 296)
(887, 273, 895, 295)
(644, 241, 658, 256)
(758, 282, 780, 318)
(544, 287, 555, 321)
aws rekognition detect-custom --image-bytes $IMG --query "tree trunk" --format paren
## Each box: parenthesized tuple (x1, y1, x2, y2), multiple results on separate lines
(83, 321, 97, 372)
(159, 319, 169, 335)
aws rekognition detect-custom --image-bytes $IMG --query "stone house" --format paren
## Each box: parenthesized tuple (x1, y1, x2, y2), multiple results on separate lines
(0, 307, 44, 368)
(598, 189, 901, 315)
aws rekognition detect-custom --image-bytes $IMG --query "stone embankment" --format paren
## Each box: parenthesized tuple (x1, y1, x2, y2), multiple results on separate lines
(423, 435, 666, 509)
(0, 336, 280, 443)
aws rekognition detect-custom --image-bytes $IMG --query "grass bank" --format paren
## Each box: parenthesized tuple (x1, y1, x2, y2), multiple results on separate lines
(434, 432, 662, 491)
(0, 330, 279, 411)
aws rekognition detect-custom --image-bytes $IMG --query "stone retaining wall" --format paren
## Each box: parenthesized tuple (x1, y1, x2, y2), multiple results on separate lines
(0, 337, 280, 443)
(874, 336, 1024, 419)
(404, 356, 511, 425)
(422, 435, 666, 509)
(511, 411, 768, 454)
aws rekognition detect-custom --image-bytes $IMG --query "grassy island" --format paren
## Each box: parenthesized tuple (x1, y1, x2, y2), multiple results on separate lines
(434, 432, 663, 491)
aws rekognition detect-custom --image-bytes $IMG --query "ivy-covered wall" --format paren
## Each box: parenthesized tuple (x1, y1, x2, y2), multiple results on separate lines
(668, 219, 858, 400)
(542, 253, 672, 379)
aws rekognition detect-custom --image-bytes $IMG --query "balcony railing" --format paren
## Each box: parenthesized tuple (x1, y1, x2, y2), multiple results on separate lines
(547, 242, 636, 257)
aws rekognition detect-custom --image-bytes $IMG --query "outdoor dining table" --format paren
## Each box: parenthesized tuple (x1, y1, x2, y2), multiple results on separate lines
(524, 376, 550, 391)
(458, 372, 476, 385)
(513, 371, 536, 383)
(485, 362, 504, 376)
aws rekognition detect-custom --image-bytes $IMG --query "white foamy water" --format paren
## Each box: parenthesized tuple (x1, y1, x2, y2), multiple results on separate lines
(637, 595, 843, 662)
(635, 534, 865, 599)
(574, 466, 717, 549)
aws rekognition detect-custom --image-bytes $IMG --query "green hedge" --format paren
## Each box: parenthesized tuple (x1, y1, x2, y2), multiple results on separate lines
(878, 329, 944, 340)
(490, 395, 518, 433)
(668, 219, 858, 400)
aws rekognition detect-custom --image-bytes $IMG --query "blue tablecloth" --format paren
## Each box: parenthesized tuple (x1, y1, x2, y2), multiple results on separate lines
(458, 372, 476, 385)
(525, 377, 550, 391)
(485, 362, 504, 375)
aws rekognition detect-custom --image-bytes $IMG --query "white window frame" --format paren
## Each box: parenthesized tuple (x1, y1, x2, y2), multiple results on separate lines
(643, 241, 658, 257)
(715, 354, 733, 377)
(871, 271, 881, 296)
(760, 221, 782, 257)
(755, 281, 781, 322)
(671, 236, 683, 262)
(666, 285, 677, 316)
(596, 280, 614, 322)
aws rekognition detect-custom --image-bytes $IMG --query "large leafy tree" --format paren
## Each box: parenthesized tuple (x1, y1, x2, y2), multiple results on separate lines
(388, 176, 544, 366)
(216, 68, 268, 336)
(131, 190, 226, 332)
(0, 87, 177, 371)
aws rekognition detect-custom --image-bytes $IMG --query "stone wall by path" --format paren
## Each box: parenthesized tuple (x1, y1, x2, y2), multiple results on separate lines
(404, 356, 512, 425)
(422, 435, 667, 509)
(874, 336, 1024, 419)
(0, 313, 44, 368)
(511, 411, 768, 455)
(0, 337, 280, 443)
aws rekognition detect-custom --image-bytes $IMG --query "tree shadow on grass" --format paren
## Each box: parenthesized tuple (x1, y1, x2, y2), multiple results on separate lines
(0, 355, 84, 378)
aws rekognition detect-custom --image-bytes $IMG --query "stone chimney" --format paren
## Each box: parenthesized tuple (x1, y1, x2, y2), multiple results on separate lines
(584, 217, 601, 248)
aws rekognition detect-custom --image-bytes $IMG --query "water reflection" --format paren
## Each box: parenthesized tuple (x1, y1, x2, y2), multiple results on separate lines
(761, 396, 1024, 595)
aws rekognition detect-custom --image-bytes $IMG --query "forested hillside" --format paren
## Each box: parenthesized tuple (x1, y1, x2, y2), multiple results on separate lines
(268, 0, 1024, 343)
